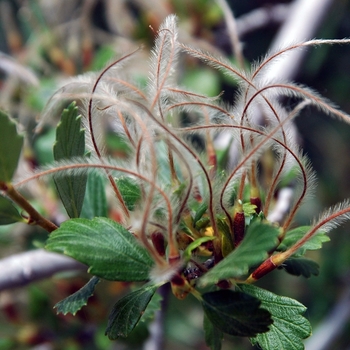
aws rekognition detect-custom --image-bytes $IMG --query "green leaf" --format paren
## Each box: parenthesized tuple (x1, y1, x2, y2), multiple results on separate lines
(280, 257, 319, 278)
(105, 283, 158, 339)
(202, 289, 273, 337)
(80, 172, 107, 219)
(217, 216, 234, 257)
(199, 221, 280, 286)
(194, 216, 210, 230)
(279, 226, 330, 255)
(53, 102, 87, 218)
(242, 202, 258, 216)
(139, 291, 162, 323)
(183, 236, 216, 261)
(193, 203, 208, 226)
(0, 195, 23, 225)
(173, 182, 188, 199)
(115, 176, 141, 211)
(0, 110, 24, 182)
(240, 284, 312, 350)
(46, 217, 154, 281)
(54, 276, 100, 315)
(203, 312, 223, 350)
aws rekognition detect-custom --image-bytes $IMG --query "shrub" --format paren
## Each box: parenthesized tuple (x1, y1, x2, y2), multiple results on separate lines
(1, 15, 350, 350)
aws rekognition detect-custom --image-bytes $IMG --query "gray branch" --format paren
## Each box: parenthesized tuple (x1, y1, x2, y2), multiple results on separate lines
(236, 4, 290, 37)
(0, 249, 86, 291)
(269, 1, 350, 348)
(143, 284, 170, 350)
(268, 0, 334, 81)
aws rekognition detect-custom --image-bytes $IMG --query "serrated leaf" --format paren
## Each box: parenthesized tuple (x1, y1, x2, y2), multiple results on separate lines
(139, 291, 162, 323)
(53, 102, 87, 218)
(0, 195, 23, 225)
(54, 276, 100, 315)
(240, 284, 311, 350)
(280, 257, 319, 278)
(0, 110, 24, 182)
(279, 226, 330, 255)
(202, 289, 273, 337)
(243, 202, 258, 216)
(115, 176, 141, 211)
(46, 217, 154, 281)
(203, 312, 223, 350)
(105, 283, 158, 339)
(183, 236, 216, 261)
(80, 172, 107, 219)
(199, 221, 280, 286)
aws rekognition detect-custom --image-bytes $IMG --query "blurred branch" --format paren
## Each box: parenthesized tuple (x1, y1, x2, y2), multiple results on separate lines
(263, 0, 335, 213)
(305, 285, 350, 350)
(223, 0, 335, 212)
(0, 1, 22, 53)
(133, 0, 172, 24)
(268, 0, 335, 81)
(0, 53, 39, 86)
(0, 249, 86, 291)
(239, 0, 336, 244)
(104, 0, 136, 36)
(216, 0, 244, 68)
(236, 4, 290, 37)
(143, 283, 170, 350)
(266, 187, 294, 224)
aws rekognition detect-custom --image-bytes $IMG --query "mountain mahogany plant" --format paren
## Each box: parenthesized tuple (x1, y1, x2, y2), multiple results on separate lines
(1, 15, 350, 349)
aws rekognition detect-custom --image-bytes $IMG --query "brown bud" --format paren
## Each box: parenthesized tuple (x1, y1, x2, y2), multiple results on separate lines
(151, 231, 166, 256)
(250, 197, 262, 213)
(216, 280, 231, 289)
(233, 211, 245, 247)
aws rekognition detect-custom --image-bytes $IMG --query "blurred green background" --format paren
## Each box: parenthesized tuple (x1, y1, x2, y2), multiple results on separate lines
(1, 0, 350, 349)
